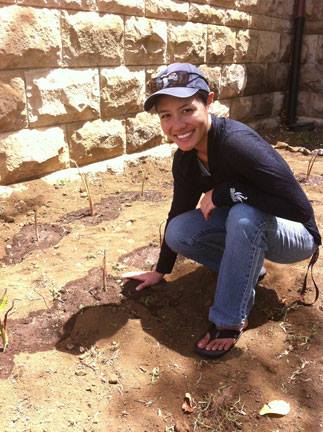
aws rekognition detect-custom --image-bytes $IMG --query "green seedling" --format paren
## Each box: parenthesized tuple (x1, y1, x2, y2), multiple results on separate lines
(71, 159, 95, 216)
(0, 289, 15, 352)
(306, 150, 319, 181)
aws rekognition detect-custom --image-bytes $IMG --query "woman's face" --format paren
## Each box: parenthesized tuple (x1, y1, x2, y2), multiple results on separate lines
(155, 93, 214, 154)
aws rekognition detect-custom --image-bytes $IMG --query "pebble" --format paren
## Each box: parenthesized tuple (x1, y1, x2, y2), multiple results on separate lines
(108, 373, 119, 384)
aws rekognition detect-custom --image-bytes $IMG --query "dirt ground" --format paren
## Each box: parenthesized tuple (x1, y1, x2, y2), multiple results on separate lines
(0, 128, 322, 432)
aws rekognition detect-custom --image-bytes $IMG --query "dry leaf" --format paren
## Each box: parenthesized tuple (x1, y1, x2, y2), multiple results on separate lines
(259, 400, 290, 416)
(182, 393, 194, 414)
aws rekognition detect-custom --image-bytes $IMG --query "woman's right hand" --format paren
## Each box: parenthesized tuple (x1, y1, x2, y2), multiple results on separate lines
(123, 270, 164, 291)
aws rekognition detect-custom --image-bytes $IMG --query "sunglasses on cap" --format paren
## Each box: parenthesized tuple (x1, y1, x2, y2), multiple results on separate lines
(147, 71, 209, 94)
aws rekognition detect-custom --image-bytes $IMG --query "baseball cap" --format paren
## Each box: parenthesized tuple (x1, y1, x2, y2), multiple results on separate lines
(144, 63, 210, 111)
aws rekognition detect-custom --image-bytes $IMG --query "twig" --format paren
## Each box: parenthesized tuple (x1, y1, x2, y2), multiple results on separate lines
(140, 167, 146, 197)
(306, 151, 319, 181)
(103, 249, 107, 292)
(34, 209, 40, 241)
(33, 288, 50, 309)
(0, 299, 16, 352)
(71, 159, 95, 216)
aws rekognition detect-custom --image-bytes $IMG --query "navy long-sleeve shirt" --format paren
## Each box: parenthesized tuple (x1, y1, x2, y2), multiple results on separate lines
(156, 115, 321, 274)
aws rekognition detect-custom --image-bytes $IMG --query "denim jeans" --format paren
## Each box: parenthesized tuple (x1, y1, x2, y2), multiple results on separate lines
(165, 204, 316, 329)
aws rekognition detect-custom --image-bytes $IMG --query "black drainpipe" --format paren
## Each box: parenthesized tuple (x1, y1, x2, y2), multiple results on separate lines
(285, 0, 315, 131)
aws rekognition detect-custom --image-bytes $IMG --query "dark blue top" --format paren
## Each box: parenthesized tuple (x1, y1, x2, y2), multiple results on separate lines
(156, 115, 321, 274)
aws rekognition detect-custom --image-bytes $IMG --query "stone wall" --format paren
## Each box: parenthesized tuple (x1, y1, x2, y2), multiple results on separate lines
(298, 0, 323, 124)
(0, 0, 296, 185)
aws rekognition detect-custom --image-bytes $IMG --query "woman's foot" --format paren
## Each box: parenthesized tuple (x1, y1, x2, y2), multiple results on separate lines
(195, 322, 247, 358)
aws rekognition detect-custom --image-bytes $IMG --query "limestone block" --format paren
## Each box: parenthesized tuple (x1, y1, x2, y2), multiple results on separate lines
(208, 0, 236, 7)
(100, 66, 145, 118)
(232, 0, 259, 12)
(230, 96, 253, 121)
(301, 35, 319, 64)
(299, 64, 323, 93)
(0, 6, 61, 70)
(299, 91, 323, 117)
(16, 0, 97, 10)
(318, 36, 323, 64)
(220, 64, 246, 99)
(1, 0, 16, 3)
(266, 63, 289, 92)
(257, 0, 294, 18)
(0, 72, 27, 133)
(225, 10, 251, 28)
(126, 112, 162, 154)
(97, 0, 144, 15)
(199, 65, 221, 97)
(0, 127, 69, 185)
(305, 0, 323, 20)
(251, 93, 274, 119)
(207, 25, 235, 64)
(125, 17, 167, 65)
(146, 0, 188, 21)
(61, 11, 123, 67)
(250, 15, 289, 33)
(279, 34, 291, 62)
(168, 22, 207, 64)
(26, 68, 100, 127)
(272, 92, 284, 116)
(243, 64, 267, 96)
(235, 29, 259, 62)
(257, 31, 280, 62)
(209, 99, 231, 118)
(67, 119, 125, 166)
(306, 21, 323, 35)
(189, 4, 225, 24)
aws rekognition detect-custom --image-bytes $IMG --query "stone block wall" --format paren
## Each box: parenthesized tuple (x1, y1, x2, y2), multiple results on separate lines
(298, 0, 323, 123)
(0, 0, 297, 185)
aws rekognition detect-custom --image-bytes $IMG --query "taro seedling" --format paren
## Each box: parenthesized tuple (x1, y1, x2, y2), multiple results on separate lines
(0, 289, 15, 353)
(71, 159, 95, 216)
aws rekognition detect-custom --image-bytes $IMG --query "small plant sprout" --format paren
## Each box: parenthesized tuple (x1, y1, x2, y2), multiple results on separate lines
(33, 208, 40, 241)
(103, 249, 107, 292)
(0, 289, 16, 353)
(71, 159, 95, 216)
(306, 150, 319, 181)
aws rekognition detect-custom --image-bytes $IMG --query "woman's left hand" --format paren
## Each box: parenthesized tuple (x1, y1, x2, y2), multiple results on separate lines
(199, 189, 216, 220)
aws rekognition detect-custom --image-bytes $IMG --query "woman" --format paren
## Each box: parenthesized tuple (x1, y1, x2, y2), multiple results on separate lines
(126, 63, 321, 358)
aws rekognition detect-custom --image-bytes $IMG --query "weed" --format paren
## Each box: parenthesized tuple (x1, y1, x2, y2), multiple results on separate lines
(193, 391, 246, 432)
(0, 289, 16, 352)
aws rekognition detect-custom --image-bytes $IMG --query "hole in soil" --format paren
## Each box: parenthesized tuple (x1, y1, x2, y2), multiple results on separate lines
(2, 223, 70, 265)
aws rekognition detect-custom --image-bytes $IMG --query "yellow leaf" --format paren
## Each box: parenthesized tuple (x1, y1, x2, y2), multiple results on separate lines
(259, 400, 290, 416)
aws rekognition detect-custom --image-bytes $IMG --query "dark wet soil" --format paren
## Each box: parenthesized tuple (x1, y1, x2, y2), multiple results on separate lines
(59, 190, 164, 225)
(2, 223, 70, 265)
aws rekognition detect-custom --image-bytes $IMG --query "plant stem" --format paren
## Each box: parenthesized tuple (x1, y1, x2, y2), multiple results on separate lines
(34, 209, 40, 241)
(306, 151, 319, 181)
(71, 159, 95, 216)
(103, 249, 107, 292)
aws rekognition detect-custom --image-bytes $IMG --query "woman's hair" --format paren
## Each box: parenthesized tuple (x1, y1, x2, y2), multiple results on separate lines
(194, 90, 210, 105)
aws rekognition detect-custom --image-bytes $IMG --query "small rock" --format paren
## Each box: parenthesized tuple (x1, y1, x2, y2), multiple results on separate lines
(66, 343, 75, 350)
(108, 373, 119, 384)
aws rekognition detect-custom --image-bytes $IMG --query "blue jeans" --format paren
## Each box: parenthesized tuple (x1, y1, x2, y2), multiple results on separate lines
(165, 204, 316, 329)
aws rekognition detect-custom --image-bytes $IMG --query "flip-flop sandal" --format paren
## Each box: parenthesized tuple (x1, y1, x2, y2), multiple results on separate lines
(195, 323, 243, 359)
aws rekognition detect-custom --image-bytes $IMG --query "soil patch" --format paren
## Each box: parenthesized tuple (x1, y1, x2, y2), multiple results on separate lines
(2, 223, 70, 265)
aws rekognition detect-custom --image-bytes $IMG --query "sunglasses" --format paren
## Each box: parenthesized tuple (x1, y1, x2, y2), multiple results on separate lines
(147, 71, 209, 94)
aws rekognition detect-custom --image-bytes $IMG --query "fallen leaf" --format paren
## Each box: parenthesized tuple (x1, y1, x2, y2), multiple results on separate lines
(181, 393, 195, 414)
(259, 400, 290, 416)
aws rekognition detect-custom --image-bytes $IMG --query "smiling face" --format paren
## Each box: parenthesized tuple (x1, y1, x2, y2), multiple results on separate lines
(155, 92, 214, 155)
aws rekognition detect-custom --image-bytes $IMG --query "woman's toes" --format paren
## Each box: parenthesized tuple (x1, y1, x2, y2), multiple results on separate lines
(197, 333, 210, 349)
